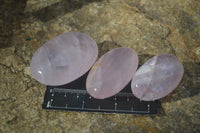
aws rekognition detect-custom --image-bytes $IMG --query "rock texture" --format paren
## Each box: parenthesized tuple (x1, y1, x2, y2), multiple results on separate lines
(0, 0, 200, 132)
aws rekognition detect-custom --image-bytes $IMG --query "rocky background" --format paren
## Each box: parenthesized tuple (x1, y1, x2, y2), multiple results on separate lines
(0, 0, 200, 132)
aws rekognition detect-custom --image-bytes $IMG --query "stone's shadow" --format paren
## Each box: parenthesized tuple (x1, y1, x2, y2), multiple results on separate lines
(97, 41, 121, 58)
(137, 54, 154, 67)
(0, 0, 28, 49)
(32, 0, 103, 22)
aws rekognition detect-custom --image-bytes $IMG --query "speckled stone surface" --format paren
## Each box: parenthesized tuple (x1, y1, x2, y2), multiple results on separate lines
(0, 0, 200, 132)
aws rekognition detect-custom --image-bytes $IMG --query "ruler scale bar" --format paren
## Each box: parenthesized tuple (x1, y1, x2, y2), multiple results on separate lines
(53, 88, 135, 97)
(42, 71, 159, 115)
(49, 105, 150, 113)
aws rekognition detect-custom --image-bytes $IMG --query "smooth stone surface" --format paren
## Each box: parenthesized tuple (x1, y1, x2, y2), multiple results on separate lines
(131, 54, 184, 101)
(86, 47, 138, 99)
(30, 32, 98, 86)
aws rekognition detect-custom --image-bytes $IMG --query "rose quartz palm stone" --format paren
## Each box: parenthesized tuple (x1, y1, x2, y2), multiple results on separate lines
(131, 54, 184, 101)
(30, 32, 98, 86)
(86, 47, 138, 99)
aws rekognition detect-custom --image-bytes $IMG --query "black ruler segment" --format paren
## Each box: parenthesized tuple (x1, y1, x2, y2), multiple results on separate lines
(42, 72, 159, 115)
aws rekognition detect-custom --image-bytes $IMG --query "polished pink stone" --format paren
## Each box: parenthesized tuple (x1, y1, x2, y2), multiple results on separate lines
(86, 47, 138, 99)
(131, 54, 184, 101)
(30, 32, 98, 86)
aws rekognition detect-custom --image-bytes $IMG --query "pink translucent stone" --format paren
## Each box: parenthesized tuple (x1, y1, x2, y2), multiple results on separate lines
(131, 54, 184, 101)
(30, 32, 98, 86)
(86, 47, 138, 99)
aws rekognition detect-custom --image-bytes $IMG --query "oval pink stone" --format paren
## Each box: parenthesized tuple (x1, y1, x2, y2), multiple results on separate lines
(30, 32, 98, 86)
(131, 54, 184, 101)
(86, 47, 138, 99)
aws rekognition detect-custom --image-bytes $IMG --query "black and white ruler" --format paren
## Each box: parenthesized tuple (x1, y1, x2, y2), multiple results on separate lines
(42, 72, 159, 115)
